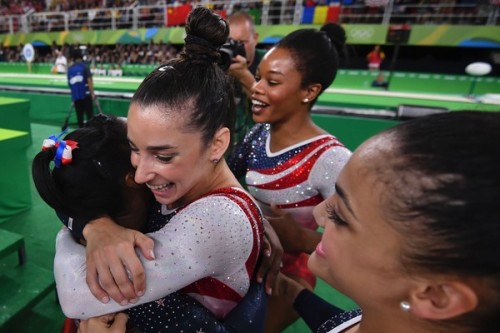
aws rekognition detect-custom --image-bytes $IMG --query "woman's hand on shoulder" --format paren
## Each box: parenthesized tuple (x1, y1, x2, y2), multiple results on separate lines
(83, 217, 155, 305)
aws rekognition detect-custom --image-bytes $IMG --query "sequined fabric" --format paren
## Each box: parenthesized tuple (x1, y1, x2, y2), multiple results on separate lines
(318, 309, 362, 333)
(54, 187, 263, 320)
(228, 123, 352, 285)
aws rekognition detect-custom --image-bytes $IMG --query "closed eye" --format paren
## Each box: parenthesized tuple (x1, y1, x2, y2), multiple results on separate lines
(326, 202, 348, 227)
(155, 154, 174, 163)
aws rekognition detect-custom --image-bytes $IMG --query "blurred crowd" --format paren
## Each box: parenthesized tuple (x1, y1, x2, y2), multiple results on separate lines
(0, 0, 488, 20)
(0, 0, 166, 15)
(0, 0, 494, 68)
(0, 41, 180, 68)
(0, 0, 493, 35)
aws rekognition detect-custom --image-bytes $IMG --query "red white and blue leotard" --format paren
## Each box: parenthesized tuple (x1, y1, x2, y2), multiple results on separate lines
(229, 124, 351, 286)
(54, 187, 263, 320)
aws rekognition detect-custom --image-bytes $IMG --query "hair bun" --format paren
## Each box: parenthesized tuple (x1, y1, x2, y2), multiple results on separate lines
(182, 7, 229, 65)
(320, 23, 346, 57)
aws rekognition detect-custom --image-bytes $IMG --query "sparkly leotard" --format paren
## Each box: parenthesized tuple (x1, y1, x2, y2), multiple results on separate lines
(54, 187, 263, 320)
(229, 124, 351, 286)
(293, 289, 362, 333)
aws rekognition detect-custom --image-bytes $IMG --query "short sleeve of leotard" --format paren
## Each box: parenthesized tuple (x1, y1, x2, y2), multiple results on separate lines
(309, 143, 351, 199)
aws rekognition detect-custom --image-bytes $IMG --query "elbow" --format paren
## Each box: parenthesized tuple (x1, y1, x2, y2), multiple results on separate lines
(55, 281, 90, 319)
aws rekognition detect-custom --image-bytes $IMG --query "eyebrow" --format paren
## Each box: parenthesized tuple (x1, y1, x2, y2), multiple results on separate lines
(128, 139, 177, 151)
(335, 183, 356, 218)
(268, 70, 285, 76)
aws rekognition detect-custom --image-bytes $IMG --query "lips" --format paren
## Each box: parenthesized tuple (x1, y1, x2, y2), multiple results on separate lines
(146, 182, 172, 191)
(251, 98, 268, 115)
(315, 241, 326, 258)
(146, 182, 175, 204)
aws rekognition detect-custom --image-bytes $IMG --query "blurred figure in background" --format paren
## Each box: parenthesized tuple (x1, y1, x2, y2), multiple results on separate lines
(371, 72, 388, 88)
(227, 11, 268, 152)
(67, 47, 95, 128)
(52, 48, 68, 74)
(366, 44, 385, 70)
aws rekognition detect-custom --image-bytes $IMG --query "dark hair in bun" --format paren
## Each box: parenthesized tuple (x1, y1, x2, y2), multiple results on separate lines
(131, 7, 235, 147)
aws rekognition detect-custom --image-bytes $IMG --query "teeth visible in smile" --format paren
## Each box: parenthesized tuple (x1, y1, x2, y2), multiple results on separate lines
(146, 183, 171, 190)
(252, 99, 267, 107)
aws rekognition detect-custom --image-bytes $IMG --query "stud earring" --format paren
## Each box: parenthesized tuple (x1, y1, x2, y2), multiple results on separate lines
(400, 301, 411, 312)
(303, 98, 309, 103)
(212, 158, 220, 164)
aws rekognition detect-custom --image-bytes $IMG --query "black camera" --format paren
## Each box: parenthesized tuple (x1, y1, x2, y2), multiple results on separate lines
(220, 38, 246, 59)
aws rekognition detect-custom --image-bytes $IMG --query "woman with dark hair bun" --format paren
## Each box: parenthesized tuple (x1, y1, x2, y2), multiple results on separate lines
(32, 114, 270, 333)
(49, 7, 281, 333)
(228, 27, 352, 332)
(278, 111, 500, 333)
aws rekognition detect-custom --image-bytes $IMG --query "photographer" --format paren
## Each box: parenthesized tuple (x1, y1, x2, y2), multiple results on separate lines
(226, 11, 267, 150)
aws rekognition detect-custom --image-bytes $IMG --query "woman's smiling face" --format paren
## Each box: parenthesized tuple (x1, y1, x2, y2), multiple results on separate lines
(309, 135, 410, 309)
(127, 102, 213, 208)
(251, 47, 308, 125)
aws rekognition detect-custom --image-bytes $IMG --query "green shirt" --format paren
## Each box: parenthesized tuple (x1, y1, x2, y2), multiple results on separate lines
(232, 48, 267, 148)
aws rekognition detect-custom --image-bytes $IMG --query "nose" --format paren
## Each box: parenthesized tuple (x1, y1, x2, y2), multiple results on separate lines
(131, 154, 154, 185)
(252, 78, 264, 96)
(313, 200, 328, 228)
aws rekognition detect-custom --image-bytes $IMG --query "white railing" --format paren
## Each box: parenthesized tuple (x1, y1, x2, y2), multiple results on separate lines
(0, 0, 498, 35)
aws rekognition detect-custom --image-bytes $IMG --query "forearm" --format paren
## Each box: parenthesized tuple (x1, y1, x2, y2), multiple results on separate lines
(237, 69, 256, 98)
(229, 57, 255, 99)
(55, 228, 211, 319)
(277, 224, 322, 254)
(55, 198, 256, 319)
(87, 78, 95, 96)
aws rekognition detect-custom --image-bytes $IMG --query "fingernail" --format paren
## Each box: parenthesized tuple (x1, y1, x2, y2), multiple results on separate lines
(101, 296, 110, 303)
(265, 250, 271, 257)
(256, 276, 263, 283)
(267, 288, 272, 295)
(137, 290, 144, 297)
(150, 249, 156, 259)
(120, 300, 128, 306)
(280, 262, 283, 268)
(129, 298, 138, 304)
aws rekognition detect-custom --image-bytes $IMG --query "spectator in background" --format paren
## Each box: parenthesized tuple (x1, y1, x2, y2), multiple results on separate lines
(51, 48, 67, 74)
(366, 44, 385, 70)
(371, 72, 388, 88)
(67, 47, 95, 128)
(227, 11, 268, 153)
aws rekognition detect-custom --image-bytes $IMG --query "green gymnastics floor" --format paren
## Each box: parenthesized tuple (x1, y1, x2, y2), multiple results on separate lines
(0, 69, 498, 92)
(0, 70, 499, 332)
(0, 71, 498, 117)
(0, 70, 498, 150)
